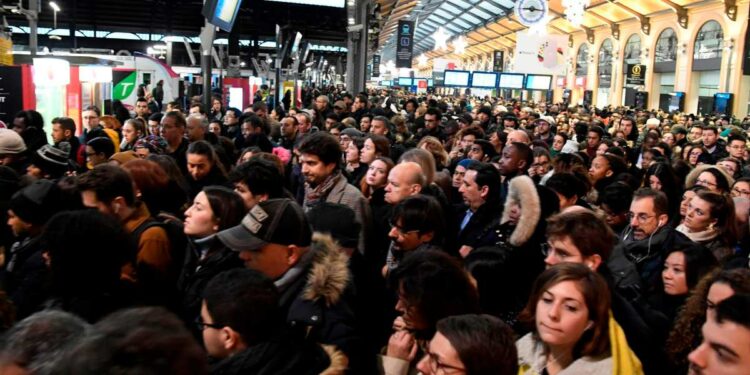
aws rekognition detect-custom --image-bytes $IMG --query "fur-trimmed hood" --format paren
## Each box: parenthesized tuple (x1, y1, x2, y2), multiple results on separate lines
(685, 164, 734, 190)
(302, 233, 351, 307)
(500, 175, 541, 246)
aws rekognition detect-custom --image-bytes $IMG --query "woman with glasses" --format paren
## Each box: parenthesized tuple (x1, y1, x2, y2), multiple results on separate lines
(730, 177, 750, 199)
(677, 190, 738, 261)
(686, 165, 733, 194)
(415, 314, 518, 375)
(516, 263, 613, 375)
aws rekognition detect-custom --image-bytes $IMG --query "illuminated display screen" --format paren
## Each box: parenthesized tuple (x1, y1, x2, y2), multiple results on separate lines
(525, 74, 552, 90)
(443, 70, 470, 86)
(471, 72, 498, 88)
(499, 73, 524, 89)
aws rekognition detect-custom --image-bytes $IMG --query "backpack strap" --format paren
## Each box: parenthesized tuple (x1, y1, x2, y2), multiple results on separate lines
(132, 218, 163, 243)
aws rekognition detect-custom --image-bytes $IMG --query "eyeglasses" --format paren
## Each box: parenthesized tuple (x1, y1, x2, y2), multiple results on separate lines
(696, 179, 717, 187)
(389, 220, 420, 236)
(732, 187, 750, 198)
(423, 349, 466, 374)
(626, 212, 656, 223)
(194, 317, 222, 331)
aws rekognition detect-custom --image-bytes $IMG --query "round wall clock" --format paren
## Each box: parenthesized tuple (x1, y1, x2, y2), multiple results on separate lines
(514, 0, 549, 27)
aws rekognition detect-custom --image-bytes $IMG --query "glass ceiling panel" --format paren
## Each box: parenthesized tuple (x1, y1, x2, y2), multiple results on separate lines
(493, 0, 515, 8)
(452, 18, 472, 29)
(478, 2, 504, 14)
(440, 3, 463, 14)
(445, 24, 465, 33)
(448, 0, 473, 8)
(469, 7, 492, 19)
(433, 9, 454, 19)
(459, 12, 482, 24)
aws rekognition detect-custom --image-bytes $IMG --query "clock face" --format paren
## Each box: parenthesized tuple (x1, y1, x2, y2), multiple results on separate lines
(514, 0, 548, 27)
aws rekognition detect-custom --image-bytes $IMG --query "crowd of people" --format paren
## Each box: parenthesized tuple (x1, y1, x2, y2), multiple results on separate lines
(0, 86, 748, 375)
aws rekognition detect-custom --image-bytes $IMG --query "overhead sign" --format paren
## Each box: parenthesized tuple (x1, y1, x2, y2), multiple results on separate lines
(372, 55, 381, 77)
(626, 64, 647, 85)
(396, 21, 415, 68)
(493, 50, 504, 72)
(432, 71, 444, 86)
(514, 31, 568, 75)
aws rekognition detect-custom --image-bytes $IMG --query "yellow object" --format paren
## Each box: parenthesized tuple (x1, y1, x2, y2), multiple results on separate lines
(610, 313, 644, 375)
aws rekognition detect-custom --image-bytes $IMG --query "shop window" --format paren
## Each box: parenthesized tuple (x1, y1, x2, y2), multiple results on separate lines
(576, 44, 589, 77)
(655, 28, 677, 63)
(694, 21, 723, 60)
(598, 39, 613, 86)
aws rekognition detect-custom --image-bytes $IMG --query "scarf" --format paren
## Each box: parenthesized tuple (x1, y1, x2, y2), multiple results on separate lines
(675, 224, 719, 243)
(304, 172, 341, 208)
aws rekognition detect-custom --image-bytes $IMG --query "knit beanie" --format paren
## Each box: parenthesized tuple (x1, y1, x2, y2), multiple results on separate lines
(0, 129, 27, 155)
(32, 144, 70, 178)
(9, 179, 61, 226)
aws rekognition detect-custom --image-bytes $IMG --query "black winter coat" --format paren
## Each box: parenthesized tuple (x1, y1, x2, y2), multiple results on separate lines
(177, 238, 243, 325)
(210, 334, 344, 375)
(3, 236, 50, 319)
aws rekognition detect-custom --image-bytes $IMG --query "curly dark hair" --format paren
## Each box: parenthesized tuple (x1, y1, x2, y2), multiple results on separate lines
(666, 268, 750, 369)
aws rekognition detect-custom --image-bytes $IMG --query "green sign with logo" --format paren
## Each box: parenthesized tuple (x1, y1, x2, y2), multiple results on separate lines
(113, 71, 137, 101)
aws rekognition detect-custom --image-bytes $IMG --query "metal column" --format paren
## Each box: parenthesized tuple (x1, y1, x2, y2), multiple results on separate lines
(345, 0, 369, 93)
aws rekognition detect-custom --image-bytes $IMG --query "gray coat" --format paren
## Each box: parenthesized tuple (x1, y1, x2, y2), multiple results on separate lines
(304, 173, 371, 254)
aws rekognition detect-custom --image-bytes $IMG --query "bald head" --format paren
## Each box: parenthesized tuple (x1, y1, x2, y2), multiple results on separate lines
(507, 130, 531, 145)
(384, 162, 425, 205)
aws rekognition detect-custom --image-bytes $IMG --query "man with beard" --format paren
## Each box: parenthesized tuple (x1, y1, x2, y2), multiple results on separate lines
(607, 188, 694, 294)
(298, 132, 370, 254)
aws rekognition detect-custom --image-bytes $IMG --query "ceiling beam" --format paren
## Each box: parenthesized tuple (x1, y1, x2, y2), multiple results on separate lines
(607, 0, 651, 35)
(588, 9, 621, 40)
(660, 0, 689, 28)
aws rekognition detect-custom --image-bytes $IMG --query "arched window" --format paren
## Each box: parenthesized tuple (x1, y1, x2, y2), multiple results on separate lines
(576, 44, 589, 77)
(655, 28, 677, 63)
(598, 39, 613, 86)
(694, 21, 723, 60)
(623, 34, 641, 64)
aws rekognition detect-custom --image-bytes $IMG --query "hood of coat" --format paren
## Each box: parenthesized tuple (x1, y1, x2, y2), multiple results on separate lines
(302, 233, 351, 307)
(500, 175, 541, 247)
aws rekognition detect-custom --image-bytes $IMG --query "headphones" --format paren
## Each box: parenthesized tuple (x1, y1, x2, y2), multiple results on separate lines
(657, 216, 667, 228)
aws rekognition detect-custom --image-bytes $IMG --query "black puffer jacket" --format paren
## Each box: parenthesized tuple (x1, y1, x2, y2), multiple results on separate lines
(278, 234, 363, 374)
(177, 236, 242, 324)
(210, 332, 347, 375)
(3, 236, 50, 319)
